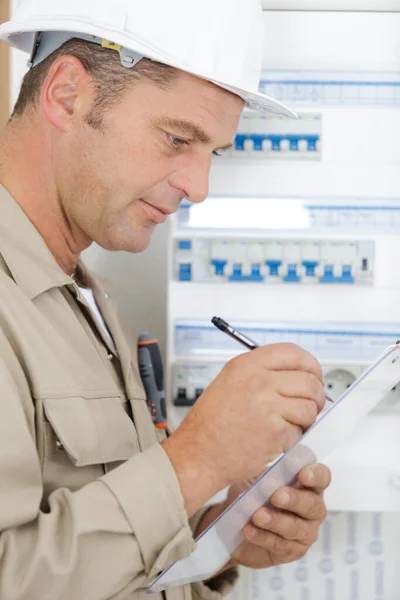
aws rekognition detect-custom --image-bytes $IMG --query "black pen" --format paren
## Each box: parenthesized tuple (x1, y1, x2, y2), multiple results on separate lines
(211, 316, 334, 403)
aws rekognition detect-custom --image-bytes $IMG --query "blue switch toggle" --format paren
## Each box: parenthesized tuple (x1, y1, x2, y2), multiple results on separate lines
(287, 135, 299, 152)
(252, 135, 264, 151)
(265, 260, 282, 277)
(228, 263, 264, 282)
(338, 265, 354, 284)
(234, 134, 247, 151)
(302, 260, 319, 277)
(179, 263, 192, 282)
(268, 135, 282, 152)
(229, 263, 244, 281)
(211, 259, 228, 277)
(284, 264, 301, 282)
(178, 240, 192, 250)
(304, 135, 319, 152)
(320, 265, 335, 283)
(248, 263, 264, 282)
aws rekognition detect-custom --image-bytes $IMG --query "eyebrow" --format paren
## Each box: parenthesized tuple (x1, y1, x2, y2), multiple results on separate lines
(155, 117, 233, 151)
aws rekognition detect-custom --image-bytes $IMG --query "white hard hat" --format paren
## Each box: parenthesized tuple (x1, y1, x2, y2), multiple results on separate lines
(0, 0, 296, 118)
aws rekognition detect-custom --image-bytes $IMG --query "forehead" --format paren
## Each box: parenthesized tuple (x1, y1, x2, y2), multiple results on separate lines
(128, 70, 244, 127)
(111, 69, 245, 141)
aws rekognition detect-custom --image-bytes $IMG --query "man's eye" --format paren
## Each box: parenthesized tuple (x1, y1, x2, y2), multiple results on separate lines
(168, 135, 189, 149)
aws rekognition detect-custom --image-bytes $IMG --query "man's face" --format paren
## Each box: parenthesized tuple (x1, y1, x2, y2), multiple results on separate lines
(54, 70, 244, 253)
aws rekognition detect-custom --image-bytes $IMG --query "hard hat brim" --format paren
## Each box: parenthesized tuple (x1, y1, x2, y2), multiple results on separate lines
(0, 21, 297, 119)
(210, 81, 297, 119)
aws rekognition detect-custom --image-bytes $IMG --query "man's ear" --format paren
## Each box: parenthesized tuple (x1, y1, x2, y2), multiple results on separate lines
(40, 56, 91, 131)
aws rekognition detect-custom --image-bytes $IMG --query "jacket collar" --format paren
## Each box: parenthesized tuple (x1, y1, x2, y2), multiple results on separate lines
(0, 184, 73, 299)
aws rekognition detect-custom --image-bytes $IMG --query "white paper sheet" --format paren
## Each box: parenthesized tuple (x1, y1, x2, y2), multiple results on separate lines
(147, 343, 400, 594)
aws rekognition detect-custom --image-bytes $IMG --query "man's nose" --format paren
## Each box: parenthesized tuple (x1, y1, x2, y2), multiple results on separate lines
(168, 154, 211, 204)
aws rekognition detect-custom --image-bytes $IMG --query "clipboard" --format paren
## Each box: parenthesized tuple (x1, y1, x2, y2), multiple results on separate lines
(147, 342, 400, 594)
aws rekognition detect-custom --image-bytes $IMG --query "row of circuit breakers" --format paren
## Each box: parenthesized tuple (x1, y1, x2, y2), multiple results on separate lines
(225, 112, 321, 160)
(175, 239, 374, 285)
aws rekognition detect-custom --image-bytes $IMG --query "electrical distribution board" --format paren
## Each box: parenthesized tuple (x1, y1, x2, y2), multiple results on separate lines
(165, 9, 400, 600)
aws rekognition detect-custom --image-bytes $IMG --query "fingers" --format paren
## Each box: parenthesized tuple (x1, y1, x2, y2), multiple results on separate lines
(243, 525, 309, 563)
(251, 344, 324, 383)
(243, 465, 330, 548)
(278, 397, 320, 428)
(270, 485, 328, 522)
(274, 370, 326, 414)
(297, 464, 332, 493)
(250, 505, 320, 546)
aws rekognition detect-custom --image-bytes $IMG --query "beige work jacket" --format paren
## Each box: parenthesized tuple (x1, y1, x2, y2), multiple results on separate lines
(0, 184, 238, 600)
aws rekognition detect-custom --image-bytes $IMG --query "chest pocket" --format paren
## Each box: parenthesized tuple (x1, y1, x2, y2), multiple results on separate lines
(40, 395, 140, 503)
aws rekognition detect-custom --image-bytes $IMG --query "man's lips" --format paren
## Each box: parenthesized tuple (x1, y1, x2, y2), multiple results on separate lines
(139, 199, 175, 224)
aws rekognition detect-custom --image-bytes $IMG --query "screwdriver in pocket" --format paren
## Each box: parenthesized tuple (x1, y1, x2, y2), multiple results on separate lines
(137, 334, 168, 429)
(211, 317, 334, 404)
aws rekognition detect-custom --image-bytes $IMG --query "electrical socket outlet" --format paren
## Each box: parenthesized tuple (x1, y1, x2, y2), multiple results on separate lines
(323, 368, 358, 402)
(323, 363, 400, 411)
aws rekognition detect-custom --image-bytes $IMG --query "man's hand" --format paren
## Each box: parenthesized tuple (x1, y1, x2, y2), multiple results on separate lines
(198, 464, 331, 573)
(163, 343, 326, 516)
(232, 464, 331, 568)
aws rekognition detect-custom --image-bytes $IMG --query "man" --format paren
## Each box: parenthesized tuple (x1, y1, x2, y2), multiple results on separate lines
(0, 1, 331, 599)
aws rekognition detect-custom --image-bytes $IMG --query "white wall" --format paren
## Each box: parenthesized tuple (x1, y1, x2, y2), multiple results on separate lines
(83, 226, 170, 354)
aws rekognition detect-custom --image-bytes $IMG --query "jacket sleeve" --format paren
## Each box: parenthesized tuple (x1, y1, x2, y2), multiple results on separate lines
(189, 509, 239, 600)
(0, 337, 196, 600)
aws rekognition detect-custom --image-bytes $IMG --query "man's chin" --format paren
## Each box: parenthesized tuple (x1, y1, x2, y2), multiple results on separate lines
(96, 230, 154, 253)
